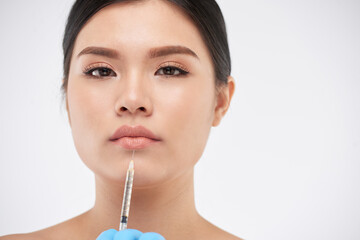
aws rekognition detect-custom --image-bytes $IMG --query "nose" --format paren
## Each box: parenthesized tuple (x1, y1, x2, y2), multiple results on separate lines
(114, 77, 153, 117)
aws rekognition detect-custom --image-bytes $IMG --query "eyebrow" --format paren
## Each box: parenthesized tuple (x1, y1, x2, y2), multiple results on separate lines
(148, 45, 199, 60)
(77, 46, 119, 59)
(76, 45, 199, 60)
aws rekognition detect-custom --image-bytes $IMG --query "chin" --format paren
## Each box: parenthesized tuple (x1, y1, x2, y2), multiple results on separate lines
(81, 143, 192, 187)
(88, 153, 172, 187)
(128, 158, 172, 188)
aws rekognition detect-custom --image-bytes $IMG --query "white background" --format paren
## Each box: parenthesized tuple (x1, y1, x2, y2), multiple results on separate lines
(0, 0, 359, 239)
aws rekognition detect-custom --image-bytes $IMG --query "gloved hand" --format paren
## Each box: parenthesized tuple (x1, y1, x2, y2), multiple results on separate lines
(96, 229, 165, 240)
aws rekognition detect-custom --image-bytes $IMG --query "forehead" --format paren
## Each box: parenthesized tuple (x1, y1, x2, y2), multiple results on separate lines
(72, 0, 211, 63)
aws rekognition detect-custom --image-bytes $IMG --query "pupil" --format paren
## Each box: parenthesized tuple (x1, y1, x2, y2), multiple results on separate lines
(164, 67, 173, 75)
(100, 68, 110, 76)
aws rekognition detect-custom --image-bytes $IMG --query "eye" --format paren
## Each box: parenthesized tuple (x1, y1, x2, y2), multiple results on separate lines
(85, 67, 116, 78)
(155, 66, 188, 77)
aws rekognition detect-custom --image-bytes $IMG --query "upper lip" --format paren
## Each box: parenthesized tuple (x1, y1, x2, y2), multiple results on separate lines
(110, 125, 160, 141)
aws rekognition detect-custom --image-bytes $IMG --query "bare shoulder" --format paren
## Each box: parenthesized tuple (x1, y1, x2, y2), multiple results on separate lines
(0, 211, 89, 240)
(223, 232, 244, 240)
(212, 229, 244, 240)
(197, 216, 243, 240)
(0, 232, 44, 240)
(0, 227, 65, 240)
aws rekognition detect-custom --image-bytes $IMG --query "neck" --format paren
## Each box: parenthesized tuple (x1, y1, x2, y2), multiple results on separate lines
(87, 169, 202, 239)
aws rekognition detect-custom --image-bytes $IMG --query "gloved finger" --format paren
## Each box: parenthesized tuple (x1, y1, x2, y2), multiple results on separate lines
(114, 229, 143, 240)
(139, 232, 165, 240)
(96, 229, 118, 240)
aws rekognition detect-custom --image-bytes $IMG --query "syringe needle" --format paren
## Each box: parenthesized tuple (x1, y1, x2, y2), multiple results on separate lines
(119, 151, 135, 231)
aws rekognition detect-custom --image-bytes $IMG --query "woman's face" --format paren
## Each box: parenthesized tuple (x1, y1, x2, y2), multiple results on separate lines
(67, 0, 230, 187)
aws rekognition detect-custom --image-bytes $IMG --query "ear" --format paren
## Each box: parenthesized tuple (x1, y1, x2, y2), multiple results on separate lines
(63, 79, 71, 126)
(66, 96, 71, 127)
(212, 76, 235, 127)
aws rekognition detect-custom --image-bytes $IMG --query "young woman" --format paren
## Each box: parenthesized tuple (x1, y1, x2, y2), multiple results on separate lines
(1, 0, 238, 239)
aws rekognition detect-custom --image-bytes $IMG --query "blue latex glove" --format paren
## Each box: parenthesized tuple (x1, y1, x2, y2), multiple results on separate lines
(96, 229, 165, 240)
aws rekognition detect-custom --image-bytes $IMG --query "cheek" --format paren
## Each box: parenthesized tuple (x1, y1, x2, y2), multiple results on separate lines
(68, 82, 104, 136)
(66, 78, 111, 167)
(157, 78, 216, 166)
(67, 75, 115, 130)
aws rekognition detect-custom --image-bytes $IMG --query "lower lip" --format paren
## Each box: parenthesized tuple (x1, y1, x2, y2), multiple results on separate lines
(111, 137, 159, 149)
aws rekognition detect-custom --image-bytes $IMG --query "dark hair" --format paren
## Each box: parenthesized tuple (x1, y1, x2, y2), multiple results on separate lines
(62, 0, 231, 93)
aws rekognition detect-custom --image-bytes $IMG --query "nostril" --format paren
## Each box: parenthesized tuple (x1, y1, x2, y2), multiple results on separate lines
(117, 106, 147, 114)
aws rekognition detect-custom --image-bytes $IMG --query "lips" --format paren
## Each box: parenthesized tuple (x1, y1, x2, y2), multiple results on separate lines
(109, 125, 161, 149)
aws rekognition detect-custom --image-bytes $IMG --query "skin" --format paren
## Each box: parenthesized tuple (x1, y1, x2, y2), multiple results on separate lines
(1, 0, 238, 239)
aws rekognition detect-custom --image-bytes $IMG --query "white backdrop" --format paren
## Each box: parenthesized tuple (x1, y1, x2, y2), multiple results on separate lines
(0, 0, 359, 239)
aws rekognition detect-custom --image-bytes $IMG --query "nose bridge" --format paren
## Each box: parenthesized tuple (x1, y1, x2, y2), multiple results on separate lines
(115, 69, 152, 115)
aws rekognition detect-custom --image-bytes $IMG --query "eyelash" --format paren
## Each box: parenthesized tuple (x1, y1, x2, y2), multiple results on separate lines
(83, 63, 116, 78)
(83, 62, 189, 78)
(155, 62, 189, 77)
